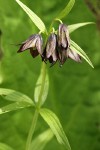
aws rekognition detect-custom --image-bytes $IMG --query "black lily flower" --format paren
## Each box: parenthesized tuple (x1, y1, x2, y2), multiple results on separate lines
(17, 34, 43, 58)
(58, 24, 70, 49)
(57, 23, 81, 65)
(57, 24, 70, 65)
(42, 33, 58, 66)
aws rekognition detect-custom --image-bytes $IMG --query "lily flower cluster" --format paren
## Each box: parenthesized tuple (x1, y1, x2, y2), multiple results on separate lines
(18, 24, 81, 66)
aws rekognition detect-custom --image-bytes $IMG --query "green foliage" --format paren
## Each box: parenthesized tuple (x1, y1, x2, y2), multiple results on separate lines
(0, 88, 34, 104)
(40, 108, 71, 150)
(0, 143, 14, 150)
(15, 0, 47, 33)
(0, 101, 32, 115)
(30, 129, 53, 150)
(0, 0, 99, 150)
(56, 0, 75, 20)
(0, 88, 34, 114)
(34, 66, 49, 106)
(68, 22, 94, 33)
(70, 40, 94, 68)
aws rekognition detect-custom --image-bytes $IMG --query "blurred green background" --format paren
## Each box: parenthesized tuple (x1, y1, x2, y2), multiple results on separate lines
(0, 0, 100, 150)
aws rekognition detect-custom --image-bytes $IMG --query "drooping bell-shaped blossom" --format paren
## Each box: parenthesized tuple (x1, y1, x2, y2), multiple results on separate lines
(57, 24, 70, 65)
(42, 33, 58, 66)
(17, 34, 43, 58)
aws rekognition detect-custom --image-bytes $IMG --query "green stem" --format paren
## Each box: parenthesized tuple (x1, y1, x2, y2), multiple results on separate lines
(25, 109, 39, 150)
(37, 62, 47, 108)
(25, 62, 47, 150)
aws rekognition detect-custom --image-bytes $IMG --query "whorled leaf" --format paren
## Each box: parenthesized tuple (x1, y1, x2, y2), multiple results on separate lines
(56, 0, 75, 20)
(34, 67, 49, 106)
(0, 88, 34, 105)
(70, 40, 94, 68)
(68, 22, 94, 33)
(0, 101, 32, 115)
(30, 129, 54, 150)
(0, 142, 14, 150)
(15, 0, 47, 33)
(40, 108, 71, 150)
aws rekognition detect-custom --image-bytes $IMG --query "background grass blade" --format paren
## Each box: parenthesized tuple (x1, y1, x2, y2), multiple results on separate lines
(70, 40, 94, 68)
(30, 129, 54, 150)
(40, 108, 71, 150)
(0, 88, 34, 105)
(15, 0, 47, 33)
(68, 22, 94, 33)
(56, 0, 75, 20)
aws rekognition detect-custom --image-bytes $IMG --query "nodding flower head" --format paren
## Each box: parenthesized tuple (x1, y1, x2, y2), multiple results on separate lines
(58, 24, 70, 49)
(42, 33, 58, 66)
(57, 24, 70, 66)
(57, 24, 81, 65)
(17, 23, 81, 67)
(17, 34, 43, 58)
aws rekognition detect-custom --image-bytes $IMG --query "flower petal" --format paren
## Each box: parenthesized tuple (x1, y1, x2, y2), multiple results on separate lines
(46, 34, 57, 58)
(17, 34, 38, 53)
(58, 24, 70, 49)
(58, 49, 68, 65)
(68, 48, 81, 62)
(36, 35, 43, 55)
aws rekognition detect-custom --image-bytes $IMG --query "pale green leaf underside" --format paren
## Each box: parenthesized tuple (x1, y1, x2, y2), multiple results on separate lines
(70, 40, 94, 68)
(0, 101, 32, 115)
(56, 0, 75, 20)
(34, 70, 49, 106)
(68, 22, 94, 33)
(40, 108, 71, 150)
(0, 143, 14, 150)
(0, 88, 34, 105)
(30, 129, 54, 150)
(15, 0, 46, 33)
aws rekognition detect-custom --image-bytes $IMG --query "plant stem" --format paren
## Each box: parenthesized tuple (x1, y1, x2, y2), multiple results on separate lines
(25, 62, 47, 150)
(25, 109, 39, 150)
(37, 62, 47, 108)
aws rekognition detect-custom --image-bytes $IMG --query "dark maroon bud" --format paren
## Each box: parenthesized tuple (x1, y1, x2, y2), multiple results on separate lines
(68, 48, 81, 62)
(58, 24, 70, 49)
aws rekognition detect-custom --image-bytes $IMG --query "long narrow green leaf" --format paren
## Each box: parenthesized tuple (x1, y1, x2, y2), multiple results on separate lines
(30, 129, 54, 150)
(40, 108, 71, 150)
(56, 0, 75, 20)
(70, 40, 94, 68)
(34, 68, 49, 106)
(68, 22, 94, 33)
(0, 101, 32, 115)
(0, 88, 34, 105)
(0, 143, 14, 150)
(15, 0, 47, 33)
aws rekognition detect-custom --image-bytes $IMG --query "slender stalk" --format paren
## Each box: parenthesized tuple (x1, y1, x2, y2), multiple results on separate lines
(25, 62, 47, 150)
(37, 62, 47, 108)
(25, 109, 39, 150)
